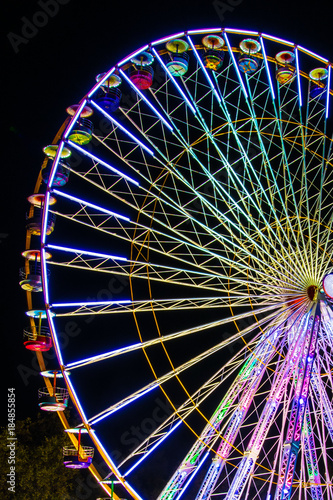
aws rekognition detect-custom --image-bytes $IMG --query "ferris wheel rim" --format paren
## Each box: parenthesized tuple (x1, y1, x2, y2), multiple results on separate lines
(22, 26, 333, 500)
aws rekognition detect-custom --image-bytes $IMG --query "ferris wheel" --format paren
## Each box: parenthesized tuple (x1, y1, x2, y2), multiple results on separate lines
(22, 27, 333, 500)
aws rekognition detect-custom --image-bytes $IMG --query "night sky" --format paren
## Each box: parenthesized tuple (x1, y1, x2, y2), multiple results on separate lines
(3, 0, 333, 483)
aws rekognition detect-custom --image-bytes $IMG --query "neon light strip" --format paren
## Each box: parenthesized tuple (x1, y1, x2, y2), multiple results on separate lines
(151, 48, 197, 115)
(41, 150, 65, 300)
(47, 244, 127, 261)
(297, 45, 329, 63)
(63, 370, 88, 421)
(118, 69, 174, 131)
(261, 33, 294, 47)
(260, 36, 275, 100)
(52, 188, 130, 221)
(90, 100, 155, 156)
(187, 28, 221, 35)
(47, 312, 64, 365)
(51, 299, 131, 308)
(122, 480, 145, 500)
(223, 33, 248, 99)
(295, 47, 302, 107)
(66, 342, 142, 369)
(99, 481, 122, 484)
(176, 452, 209, 499)
(87, 67, 115, 98)
(326, 65, 331, 119)
(63, 100, 88, 139)
(66, 140, 139, 186)
(41, 248, 50, 305)
(52, 295, 249, 310)
(89, 384, 158, 425)
(87, 432, 146, 500)
(88, 468, 116, 498)
(64, 305, 285, 372)
(151, 32, 185, 46)
(118, 44, 149, 66)
(47, 140, 65, 189)
(40, 198, 50, 241)
(124, 420, 182, 476)
(225, 28, 259, 36)
(53, 295, 277, 308)
(41, 141, 65, 259)
(186, 36, 221, 103)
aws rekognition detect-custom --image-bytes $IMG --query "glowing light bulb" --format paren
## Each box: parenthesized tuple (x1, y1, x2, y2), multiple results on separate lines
(323, 273, 333, 298)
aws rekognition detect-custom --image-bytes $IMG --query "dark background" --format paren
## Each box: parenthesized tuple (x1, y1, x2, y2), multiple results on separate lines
(2, 0, 332, 440)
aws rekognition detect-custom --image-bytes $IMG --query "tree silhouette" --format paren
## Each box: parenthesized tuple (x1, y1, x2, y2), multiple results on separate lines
(0, 413, 98, 499)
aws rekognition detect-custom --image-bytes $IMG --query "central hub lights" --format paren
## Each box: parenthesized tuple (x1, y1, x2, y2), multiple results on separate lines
(307, 285, 317, 301)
